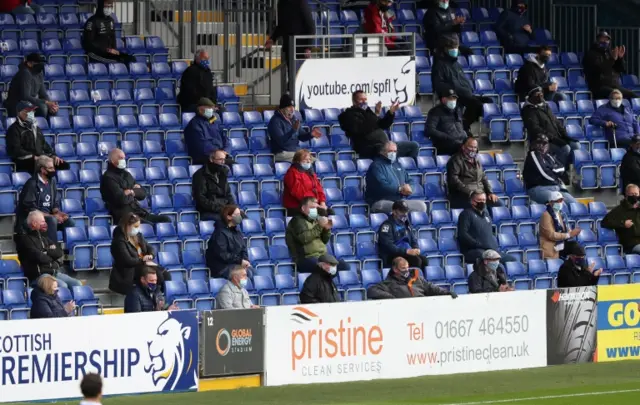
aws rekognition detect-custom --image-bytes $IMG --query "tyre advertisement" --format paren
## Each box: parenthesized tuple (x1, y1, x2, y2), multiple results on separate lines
(546, 287, 598, 365)
(596, 285, 640, 362)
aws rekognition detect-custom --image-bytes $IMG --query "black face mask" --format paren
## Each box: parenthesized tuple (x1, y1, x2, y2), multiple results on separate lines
(379, 4, 390, 11)
(530, 95, 544, 105)
(538, 54, 550, 64)
(44, 169, 55, 179)
(30, 63, 44, 74)
(474, 202, 486, 212)
(627, 196, 638, 205)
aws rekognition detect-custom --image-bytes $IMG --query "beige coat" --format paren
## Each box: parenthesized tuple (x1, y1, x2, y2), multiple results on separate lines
(539, 210, 570, 259)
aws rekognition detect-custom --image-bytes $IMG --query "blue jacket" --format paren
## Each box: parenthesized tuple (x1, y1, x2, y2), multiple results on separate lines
(184, 114, 226, 164)
(495, 0, 534, 48)
(30, 286, 68, 319)
(267, 110, 312, 154)
(124, 283, 164, 313)
(377, 215, 418, 266)
(457, 207, 500, 254)
(589, 102, 640, 144)
(206, 220, 248, 278)
(365, 156, 412, 205)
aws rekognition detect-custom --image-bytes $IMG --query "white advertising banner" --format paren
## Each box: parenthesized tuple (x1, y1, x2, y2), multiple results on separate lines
(294, 56, 416, 110)
(0, 310, 199, 403)
(264, 291, 547, 386)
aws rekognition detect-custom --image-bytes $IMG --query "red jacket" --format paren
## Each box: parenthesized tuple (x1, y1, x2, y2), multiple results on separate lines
(363, 3, 396, 48)
(0, 0, 30, 13)
(283, 165, 327, 210)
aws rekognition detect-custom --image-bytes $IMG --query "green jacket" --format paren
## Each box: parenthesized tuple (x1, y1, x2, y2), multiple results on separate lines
(601, 199, 640, 252)
(285, 213, 331, 261)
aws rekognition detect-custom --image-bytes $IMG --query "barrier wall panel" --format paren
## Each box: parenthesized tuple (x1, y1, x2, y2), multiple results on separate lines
(596, 284, 640, 362)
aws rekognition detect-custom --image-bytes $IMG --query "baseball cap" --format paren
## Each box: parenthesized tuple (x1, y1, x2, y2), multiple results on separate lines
(482, 250, 501, 260)
(318, 254, 339, 266)
(547, 191, 564, 202)
(597, 30, 611, 40)
(25, 53, 45, 64)
(439, 85, 457, 98)
(197, 97, 216, 107)
(278, 93, 295, 109)
(392, 200, 409, 213)
(16, 101, 38, 112)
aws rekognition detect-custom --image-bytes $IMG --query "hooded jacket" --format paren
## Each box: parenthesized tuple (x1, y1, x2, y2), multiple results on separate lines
(422, 4, 461, 51)
(16, 229, 64, 282)
(6, 118, 55, 164)
(367, 270, 450, 299)
(82, 0, 133, 64)
(521, 101, 572, 147)
(177, 62, 217, 111)
(583, 42, 626, 92)
(446, 151, 492, 203)
(300, 265, 340, 304)
(338, 107, 394, 158)
(426, 103, 467, 151)
(431, 50, 475, 101)
(283, 163, 327, 210)
(267, 110, 312, 154)
(285, 211, 331, 262)
(589, 102, 640, 144)
(15, 174, 60, 233)
(523, 150, 564, 189)
(601, 198, 640, 252)
(495, 0, 534, 49)
(457, 207, 500, 254)
(184, 114, 226, 164)
(365, 155, 413, 205)
(557, 259, 599, 288)
(192, 162, 235, 216)
(109, 225, 155, 295)
(30, 286, 69, 319)
(100, 163, 148, 223)
(468, 259, 508, 293)
(515, 54, 553, 98)
(206, 220, 248, 277)
(4, 63, 49, 116)
(377, 215, 419, 267)
(621, 148, 640, 191)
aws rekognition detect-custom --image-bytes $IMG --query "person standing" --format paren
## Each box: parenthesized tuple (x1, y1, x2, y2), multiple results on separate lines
(422, 0, 467, 54)
(177, 49, 218, 113)
(79, 374, 103, 405)
(494, 0, 535, 55)
(4, 54, 58, 117)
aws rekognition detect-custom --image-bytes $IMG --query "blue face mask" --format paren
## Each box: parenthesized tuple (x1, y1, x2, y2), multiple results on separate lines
(359, 102, 368, 110)
(599, 41, 610, 49)
(448, 48, 459, 58)
(300, 162, 312, 170)
(446, 100, 457, 110)
(199, 59, 211, 69)
(203, 108, 214, 119)
(147, 283, 157, 291)
(552, 203, 563, 212)
(387, 152, 397, 162)
(239, 278, 248, 288)
(486, 261, 500, 271)
(308, 207, 318, 220)
(439, 1, 449, 9)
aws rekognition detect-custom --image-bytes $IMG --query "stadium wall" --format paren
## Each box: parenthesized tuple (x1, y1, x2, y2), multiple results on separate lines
(1, 285, 638, 401)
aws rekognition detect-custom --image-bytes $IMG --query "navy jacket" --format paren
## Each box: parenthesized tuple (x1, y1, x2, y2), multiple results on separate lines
(184, 114, 226, 164)
(432, 51, 474, 101)
(589, 102, 640, 144)
(30, 286, 68, 319)
(377, 215, 418, 266)
(365, 155, 412, 205)
(124, 283, 164, 313)
(523, 150, 564, 189)
(457, 207, 500, 254)
(267, 110, 312, 154)
(15, 174, 59, 233)
(495, 0, 534, 49)
(426, 103, 467, 151)
(206, 220, 248, 277)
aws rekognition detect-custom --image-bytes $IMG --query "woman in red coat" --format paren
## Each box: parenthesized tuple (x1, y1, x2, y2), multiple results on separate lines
(283, 149, 332, 216)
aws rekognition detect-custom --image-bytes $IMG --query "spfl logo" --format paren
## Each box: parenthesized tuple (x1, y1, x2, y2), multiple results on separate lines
(216, 328, 254, 356)
(144, 312, 198, 392)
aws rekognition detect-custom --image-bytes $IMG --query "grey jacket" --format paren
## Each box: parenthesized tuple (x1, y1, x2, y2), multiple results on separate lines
(4, 63, 49, 115)
(367, 271, 450, 299)
(446, 151, 492, 202)
(216, 281, 253, 309)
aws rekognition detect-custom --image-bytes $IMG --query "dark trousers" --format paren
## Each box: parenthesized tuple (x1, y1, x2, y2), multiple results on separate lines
(397, 253, 429, 270)
(358, 140, 420, 160)
(460, 96, 485, 131)
(140, 212, 172, 225)
(464, 249, 517, 265)
(282, 36, 311, 92)
(199, 212, 221, 222)
(14, 158, 70, 174)
(593, 86, 638, 100)
(297, 257, 351, 273)
(449, 196, 504, 211)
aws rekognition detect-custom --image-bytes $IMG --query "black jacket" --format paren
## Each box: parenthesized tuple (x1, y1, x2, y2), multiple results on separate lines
(16, 229, 64, 282)
(446, 151, 492, 203)
(468, 260, 508, 293)
(583, 42, 625, 92)
(7, 119, 54, 164)
(621, 148, 640, 191)
(270, 0, 315, 50)
(30, 286, 68, 319)
(109, 226, 154, 295)
(515, 55, 553, 99)
(457, 207, 500, 254)
(521, 102, 572, 147)
(82, 0, 133, 64)
(192, 163, 235, 216)
(176, 63, 217, 112)
(300, 266, 340, 304)
(338, 107, 394, 158)
(601, 199, 640, 252)
(523, 150, 564, 189)
(367, 270, 450, 299)
(557, 260, 599, 288)
(422, 6, 461, 51)
(100, 163, 148, 223)
(426, 104, 467, 152)
(4, 63, 49, 116)
(431, 51, 474, 101)
(206, 220, 248, 278)
(377, 216, 418, 267)
(15, 175, 60, 233)
(124, 283, 164, 313)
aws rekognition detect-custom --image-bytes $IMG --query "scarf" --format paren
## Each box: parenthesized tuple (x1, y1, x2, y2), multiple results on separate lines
(546, 204, 568, 234)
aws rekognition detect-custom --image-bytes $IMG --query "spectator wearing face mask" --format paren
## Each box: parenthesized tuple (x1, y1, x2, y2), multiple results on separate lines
(589, 89, 640, 149)
(602, 184, 640, 254)
(426, 86, 469, 155)
(7, 101, 69, 173)
(15, 156, 75, 243)
(495, 0, 535, 55)
(515, 46, 567, 103)
(557, 241, 602, 288)
(268, 94, 322, 162)
(457, 191, 517, 265)
(446, 137, 502, 210)
(184, 98, 231, 165)
(539, 191, 581, 259)
(206, 205, 252, 279)
(192, 150, 236, 221)
(377, 200, 427, 269)
(283, 149, 332, 216)
(216, 266, 259, 309)
(422, 0, 469, 55)
(521, 86, 579, 170)
(583, 31, 637, 100)
(621, 136, 640, 190)
(4, 54, 58, 118)
(82, 0, 136, 64)
(300, 254, 342, 304)
(124, 265, 178, 313)
(363, 0, 407, 53)
(8, 0, 44, 15)
(30, 274, 76, 319)
(468, 250, 513, 294)
(523, 135, 577, 205)
(339, 90, 417, 159)
(367, 257, 457, 300)
(177, 49, 218, 113)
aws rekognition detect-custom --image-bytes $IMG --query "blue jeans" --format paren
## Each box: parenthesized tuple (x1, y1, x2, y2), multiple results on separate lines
(31, 272, 82, 289)
(527, 185, 577, 205)
(45, 215, 76, 244)
(549, 142, 580, 169)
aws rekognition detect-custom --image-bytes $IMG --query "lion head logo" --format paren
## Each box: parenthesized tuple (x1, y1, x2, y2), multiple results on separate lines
(144, 313, 198, 391)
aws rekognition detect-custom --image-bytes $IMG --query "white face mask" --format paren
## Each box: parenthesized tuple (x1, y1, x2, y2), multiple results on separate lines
(117, 159, 126, 169)
(103, 7, 114, 17)
(203, 108, 214, 119)
(25, 111, 35, 123)
(129, 227, 140, 236)
(328, 266, 337, 276)
(300, 162, 312, 170)
(611, 99, 623, 108)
